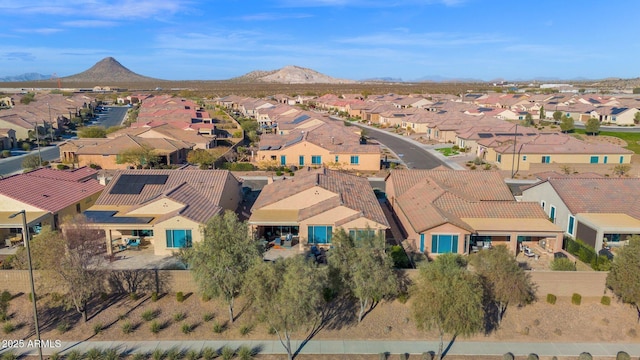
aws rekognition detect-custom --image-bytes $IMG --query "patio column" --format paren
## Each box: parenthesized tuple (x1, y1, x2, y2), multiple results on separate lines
(105, 229, 113, 255)
(508, 232, 518, 254)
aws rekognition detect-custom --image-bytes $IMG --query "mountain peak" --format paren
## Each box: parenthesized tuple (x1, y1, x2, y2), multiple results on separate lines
(62, 57, 160, 82)
(232, 65, 355, 84)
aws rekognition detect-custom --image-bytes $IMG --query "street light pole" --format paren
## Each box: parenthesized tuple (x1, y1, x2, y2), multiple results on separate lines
(47, 103, 54, 143)
(9, 210, 43, 360)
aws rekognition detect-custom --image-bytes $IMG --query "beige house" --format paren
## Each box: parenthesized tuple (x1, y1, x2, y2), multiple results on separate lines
(59, 135, 193, 169)
(0, 167, 103, 243)
(85, 169, 242, 256)
(386, 169, 563, 257)
(256, 122, 380, 171)
(249, 168, 389, 248)
(589, 107, 639, 126)
(478, 132, 633, 171)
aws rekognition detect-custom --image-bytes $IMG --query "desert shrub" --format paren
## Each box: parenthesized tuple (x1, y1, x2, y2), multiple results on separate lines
(181, 323, 193, 334)
(400, 354, 408, 360)
(473, 157, 483, 165)
(151, 292, 159, 302)
(591, 255, 611, 271)
(527, 354, 539, 360)
(390, 245, 411, 268)
(122, 321, 134, 334)
(237, 346, 254, 360)
(150, 320, 161, 334)
(173, 311, 187, 322)
(572, 293, 582, 305)
(213, 321, 226, 333)
(566, 238, 596, 264)
(176, 291, 184, 302)
(483, 164, 491, 170)
(546, 293, 557, 305)
(239, 324, 253, 336)
(57, 321, 70, 333)
(49, 353, 61, 360)
(85, 348, 104, 360)
(0, 150, 10, 158)
(185, 350, 200, 360)
(601, 295, 611, 306)
(276, 170, 283, 176)
(132, 353, 147, 360)
(142, 309, 158, 321)
(469, 165, 477, 170)
(93, 322, 103, 335)
(578, 352, 592, 360)
(56, 164, 69, 170)
(0, 352, 17, 360)
(129, 292, 139, 301)
(422, 352, 435, 360)
(397, 292, 409, 304)
(220, 346, 235, 360)
(203, 312, 215, 322)
(268, 326, 276, 335)
(502, 353, 514, 360)
(151, 349, 165, 360)
(379, 353, 387, 360)
(65, 350, 82, 360)
(550, 258, 576, 271)
(202, 347, 217, 360)
(2, 322, 14, 334)
(165, 347, 182, 360)
(616, 351, 631, 360)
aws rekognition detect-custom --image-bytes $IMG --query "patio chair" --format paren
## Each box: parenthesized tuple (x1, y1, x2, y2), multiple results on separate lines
(523, 247, 536, 258)
(5, 239, 12, 248)
(127, 238, 141, 250)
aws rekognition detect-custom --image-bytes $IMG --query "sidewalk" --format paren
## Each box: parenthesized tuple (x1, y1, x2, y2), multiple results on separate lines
(4, 339, 640, 357)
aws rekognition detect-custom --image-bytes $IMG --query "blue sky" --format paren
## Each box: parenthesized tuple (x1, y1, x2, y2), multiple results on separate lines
(0, 0, 638, 81)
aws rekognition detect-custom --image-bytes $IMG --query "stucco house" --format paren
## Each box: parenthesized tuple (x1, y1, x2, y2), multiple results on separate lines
(589, 107, 639, 126)
(256, 122, 381, 171)
(0, 167, 103, 244)
(478, 132, 633, 171)
(249, 167, 389, 248)
(84, 169, 242, 256)
(521, 176, 640, 251)
(386, 169, 563, 257)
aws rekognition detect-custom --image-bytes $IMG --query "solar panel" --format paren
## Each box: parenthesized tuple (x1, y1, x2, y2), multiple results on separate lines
(284, 135, 303, 147)
(610, 107, 627, 115)
(84, 210, 154, 224)
(110, 174, 169, 195)
(291, 114, 310, 124)
(478, 133, 493, 138)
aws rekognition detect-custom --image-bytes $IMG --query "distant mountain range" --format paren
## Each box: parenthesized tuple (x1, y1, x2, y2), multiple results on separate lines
(0, 72, 52, 82)
(0, 57, 637, 85)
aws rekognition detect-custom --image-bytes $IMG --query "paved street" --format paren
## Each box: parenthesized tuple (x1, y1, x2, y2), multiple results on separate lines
(94, 106, 128, 128)
(0, 145, 60, 177)
(4, 339, 640, 358)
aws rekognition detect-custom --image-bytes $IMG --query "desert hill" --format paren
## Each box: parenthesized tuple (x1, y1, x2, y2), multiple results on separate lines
(232, 65, 355, 84)
(61, 57, 161, 83)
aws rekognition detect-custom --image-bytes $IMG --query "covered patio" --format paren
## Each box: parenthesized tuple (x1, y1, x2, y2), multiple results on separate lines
(463, 217, 564, 255)
(248, 209, 301, 249)
(0, 211, 50, 249)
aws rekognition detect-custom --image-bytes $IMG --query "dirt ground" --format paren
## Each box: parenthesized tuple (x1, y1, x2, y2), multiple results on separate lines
(4, 291, 639, 348)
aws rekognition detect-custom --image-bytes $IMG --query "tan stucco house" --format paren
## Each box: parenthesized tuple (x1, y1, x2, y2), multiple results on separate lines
(386, 169, 563, 257)
(249, 168, 389, 248)
(85, 169, 242, 256)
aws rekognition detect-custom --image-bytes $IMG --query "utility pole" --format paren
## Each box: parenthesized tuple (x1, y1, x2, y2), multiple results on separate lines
(35, 123, 42, 168)
(511, 124, 518, 178)
(47, 103, 54, 143)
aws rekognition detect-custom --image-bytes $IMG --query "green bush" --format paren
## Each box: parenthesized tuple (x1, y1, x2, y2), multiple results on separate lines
(176, 292, 184, 302)
(422, 352, 435, 360)
(275, 170, 283, 176)
(202, 347, 217, 360)
(400, 353, 408, 360)
(527, 354, 539, 360)
(397, 292, 409, 304)
(237, 345, 254, 360)
(150, 320, 161, 334)
(502, 353, 514, 360)
(550, 258, 576, 271)
(239, 324, 253, 336)
(0, 150, 10, 158)
(181, 323, 193, 334)
(129, 292, 139, 301)
(66, 350, 82, 360)
(578, 352, 592, 360)
(616, 351, 631, 360)
(173, 311, 186, 322)
(56, 164, 69, 170)
(57, 322, 70, 333)
(203, 312, 215, 322)
(185, 350, 200, 360)
(222, 162, 256, 171)
(0, 351, 17, 360)
(220, 346, 235, 360)
(2, 322, 14, 334)
(151, 292, 158, 302)
(546, 293, 557, 305)
(50, 352, 61, 360)
(142, 309, 158, 321)
(151, 349, 165, 360)
(85, 348, 103, 360)
(601, 295, 611, 306)
(213, 321, 226, 333)
(93, 322, 103, 335)
(122, 321, 134, 334)
(390, 245, 411, 268)
(566, 238, 596, 265)
(22, 142, 31, 151)
(591, 256, 611, 271)
(572, 293, 582, 305)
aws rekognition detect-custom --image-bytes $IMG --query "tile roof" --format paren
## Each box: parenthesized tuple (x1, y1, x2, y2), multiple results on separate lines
(252, 168, 388, 227)
(0, 169, 104, 213)
(388, 169, 549, 233)
(479, 132, 633, 155)
(24, 166, 98, 182)
(547, 177, 640, 219)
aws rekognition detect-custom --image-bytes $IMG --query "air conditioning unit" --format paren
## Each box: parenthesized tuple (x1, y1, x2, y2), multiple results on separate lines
(540, 240, 546, 249)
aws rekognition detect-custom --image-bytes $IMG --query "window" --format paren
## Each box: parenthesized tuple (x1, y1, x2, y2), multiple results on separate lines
(308, 225, 333, 244)
(280, 155, 286, 166)
(612, 116, 617, 122)
(620, 156, 624, 164)
(270, 155, 276, 160)
(166, 229, 192, 248)
(549, 206, 556, 223)
(335, 155, 339, 163)
(133, 229, 154, 237)
(590, 156, 598, 164)
(542, 156, 551, 163)
(431, 234, 459, 254)
(522, 155, 527, 161)
(567, 215, 575, 236)
(299, 155, 304, 166)
(540, 200, 546, 210)
(497, 154, 502, 163)
(311, 155, 322, 165)
(349, 229, 376, 241)
(76, 204, 81, 213)
(420, 234, 425, 252)
(350, 155, 359, 165)
(603, 156, 608, 164)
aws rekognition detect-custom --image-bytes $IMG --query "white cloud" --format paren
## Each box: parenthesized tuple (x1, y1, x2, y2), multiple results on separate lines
(237, 13, 313, 21)
(337, 31, 509, 47)
(276, 0, 465, 7)
(0, 0, 191, 19)
(61, 20, 118, 28)
(14, 28, 63, 35)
